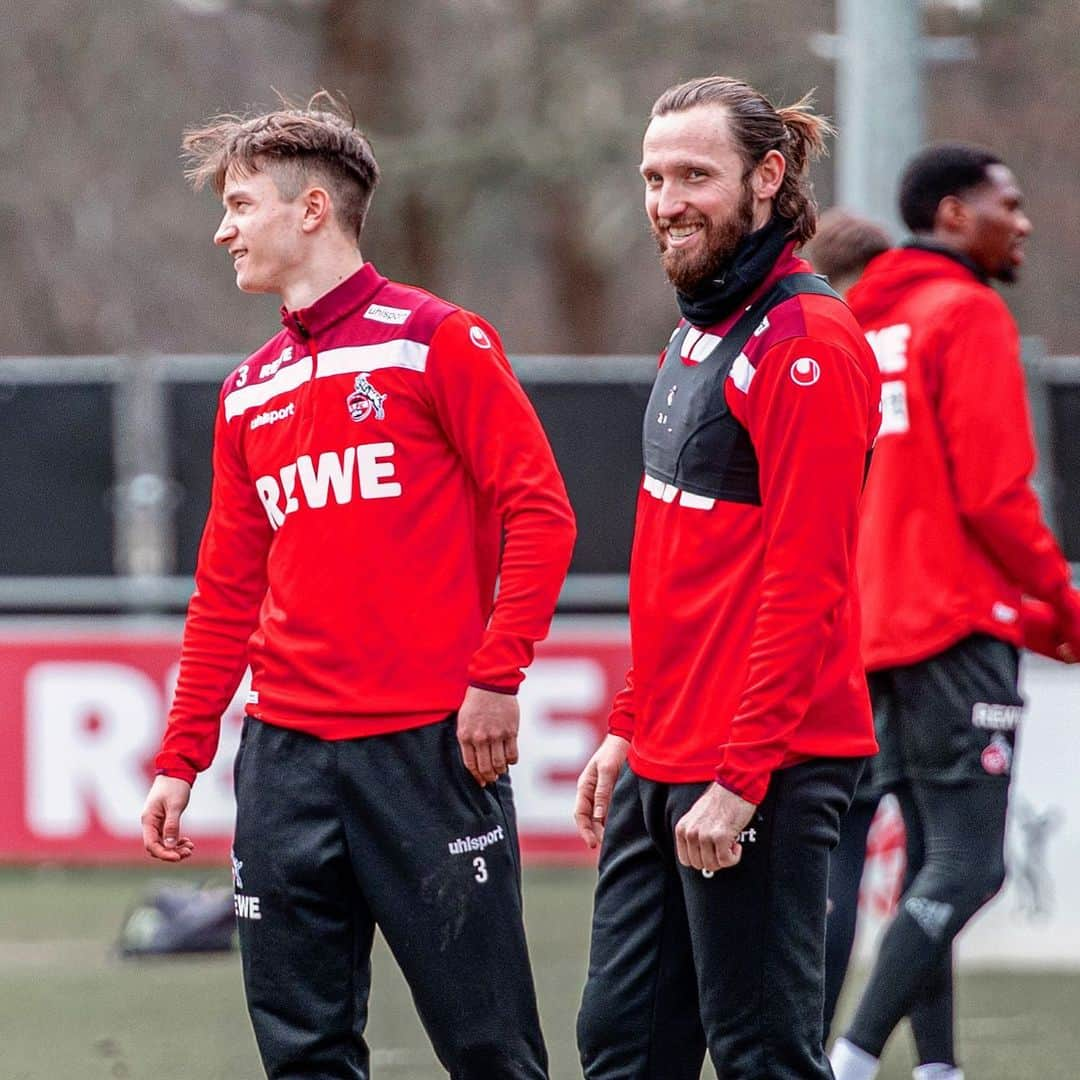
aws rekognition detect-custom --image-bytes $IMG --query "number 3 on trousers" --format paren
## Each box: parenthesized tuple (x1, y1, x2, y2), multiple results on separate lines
(473, 856, 488, 884)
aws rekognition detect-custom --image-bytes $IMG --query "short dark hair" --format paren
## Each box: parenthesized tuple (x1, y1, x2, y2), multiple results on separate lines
(650, 75, 834, 244)
(898, 143, 1003, 233)
(182, 92, 380, 239)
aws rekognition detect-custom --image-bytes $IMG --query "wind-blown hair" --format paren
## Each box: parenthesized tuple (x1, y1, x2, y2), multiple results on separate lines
(650, 75, 834, 244)
(182, 92, 380, 239)
(898, 143, 1002, 234)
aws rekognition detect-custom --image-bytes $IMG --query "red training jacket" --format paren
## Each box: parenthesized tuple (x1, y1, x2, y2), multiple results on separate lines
(610, 245, 881, 805)
(849, 246, 1073, 671)
(156, 263, 576, 784)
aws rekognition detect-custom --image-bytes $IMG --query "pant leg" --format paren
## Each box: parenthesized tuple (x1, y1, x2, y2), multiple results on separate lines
(337, 717, 548, 1080)
(894, 784, 955, 1067)
(824, 793, 878, 1036)
(679, 757, 863, 1080)
(577, 766, 706, 1080)
(233, 718, 374, 1080)
(844, 636, 1018, 1061)
(844, 777, 1009, 1058)
(824, 671, 893, 1037)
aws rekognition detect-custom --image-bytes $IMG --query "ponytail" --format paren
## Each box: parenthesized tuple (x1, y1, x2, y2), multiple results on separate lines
(774, 93, 835, 242)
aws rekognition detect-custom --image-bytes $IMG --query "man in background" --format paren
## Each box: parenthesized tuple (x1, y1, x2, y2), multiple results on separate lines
(803, 207, 891, 297)
(140, 96, 575, 1079)
(574, 75, 880, 1080)
(831, 144, 1080, 1080)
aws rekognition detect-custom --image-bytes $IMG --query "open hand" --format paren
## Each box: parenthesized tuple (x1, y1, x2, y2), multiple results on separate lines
(141, 774, 195, 861)
(574, 735, 630, 849)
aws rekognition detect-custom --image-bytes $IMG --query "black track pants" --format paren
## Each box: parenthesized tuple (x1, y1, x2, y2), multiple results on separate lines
(232, 716, 549, 1080)
(577, 756, 863, 1080)
(843, 777, 1009, 1061)
(842, 634, 1020, 1063)
(823, 793, 878, 1035)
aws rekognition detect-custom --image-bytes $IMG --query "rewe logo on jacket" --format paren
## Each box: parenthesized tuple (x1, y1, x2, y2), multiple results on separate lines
(255, 442, 401, 529)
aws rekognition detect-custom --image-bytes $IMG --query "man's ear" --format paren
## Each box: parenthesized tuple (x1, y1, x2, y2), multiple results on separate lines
(300, 186, 332, 233)
(935, 194, 968, 234)
(752, 149, 786, 201)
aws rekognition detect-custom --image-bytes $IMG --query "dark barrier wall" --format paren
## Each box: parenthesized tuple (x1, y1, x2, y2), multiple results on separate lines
(168, 381, 218, 574)
(0, 382, 114, 574)
(1048, 383, 1080, 562)
(0, 355, 1076, 609)
(168, 376, 652, 577)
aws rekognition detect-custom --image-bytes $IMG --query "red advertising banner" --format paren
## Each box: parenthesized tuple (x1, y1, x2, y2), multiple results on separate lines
(0, 619, 629, 864)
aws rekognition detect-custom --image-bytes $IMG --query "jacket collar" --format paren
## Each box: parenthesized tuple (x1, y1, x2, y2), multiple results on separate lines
(280, 262, 387, 341)
(903, 239, 989, 284)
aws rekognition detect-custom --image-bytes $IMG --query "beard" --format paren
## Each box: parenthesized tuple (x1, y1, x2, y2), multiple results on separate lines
(654, 184, 756, 293)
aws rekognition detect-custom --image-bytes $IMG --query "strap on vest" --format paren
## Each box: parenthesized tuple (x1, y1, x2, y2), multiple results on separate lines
(669, 273, 841, 373)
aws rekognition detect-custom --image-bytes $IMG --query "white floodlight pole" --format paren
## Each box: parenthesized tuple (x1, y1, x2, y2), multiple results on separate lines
(835, 0, 924, 235)
(813, 2, 977, 235)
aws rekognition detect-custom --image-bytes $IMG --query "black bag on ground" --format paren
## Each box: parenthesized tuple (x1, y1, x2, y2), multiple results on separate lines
(116, 882, 235, 957)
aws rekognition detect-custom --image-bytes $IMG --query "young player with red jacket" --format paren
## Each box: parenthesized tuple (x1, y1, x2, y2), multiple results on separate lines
(574, 76, 880, 1080)
(831, 145, 1080, 1080)
(139, 98, 574, 1080)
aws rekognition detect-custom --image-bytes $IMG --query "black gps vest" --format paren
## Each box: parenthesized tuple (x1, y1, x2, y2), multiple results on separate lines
(642, 273, 842, 507)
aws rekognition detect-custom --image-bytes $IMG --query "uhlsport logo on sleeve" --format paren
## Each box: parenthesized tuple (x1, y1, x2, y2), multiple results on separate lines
(790, 357, 821, 386)
(469, 325, 492, 349)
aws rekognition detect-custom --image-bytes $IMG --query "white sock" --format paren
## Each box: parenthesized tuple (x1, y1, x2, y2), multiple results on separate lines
(829, 1037, 880, 1080)
(913, 1065, 964, 1080)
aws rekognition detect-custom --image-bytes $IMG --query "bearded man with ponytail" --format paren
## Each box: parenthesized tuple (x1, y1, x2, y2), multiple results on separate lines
(575, 76, 881, 1080)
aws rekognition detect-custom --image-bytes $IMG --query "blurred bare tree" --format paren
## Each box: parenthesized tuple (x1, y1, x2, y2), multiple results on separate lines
(2, 0, 1078, 357)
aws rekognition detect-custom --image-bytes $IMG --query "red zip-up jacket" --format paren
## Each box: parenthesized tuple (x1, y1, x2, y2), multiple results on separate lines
(849, 246, 1074, 671)
(610, 246, 881, 805)
(155, 263, 575, 784)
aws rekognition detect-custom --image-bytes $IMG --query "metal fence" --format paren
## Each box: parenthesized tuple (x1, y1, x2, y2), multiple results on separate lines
(1, 345, 1076, 613)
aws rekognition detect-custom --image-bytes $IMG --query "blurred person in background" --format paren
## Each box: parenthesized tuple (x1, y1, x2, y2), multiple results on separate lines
(801, 207, 894, 1038)
(139, 95, 575, 1080)
(574, 75, 881, 1080)
(830, 144, 1080, 1080)
(803, 207, 891, 298)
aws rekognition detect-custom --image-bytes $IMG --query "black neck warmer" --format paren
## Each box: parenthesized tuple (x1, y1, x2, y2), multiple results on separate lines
(904, 239, 989, 285)
(675, 215, 793, 329)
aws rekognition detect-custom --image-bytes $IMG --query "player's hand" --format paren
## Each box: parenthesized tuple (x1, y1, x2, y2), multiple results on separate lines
(457, 686, 519, 787)
(1053, 587, 1080, 663)
(574, 734, 630, 849)
(1023, 596, 1079, 663)
(675, 782, 757, 872)
(141, 775, 195, 862)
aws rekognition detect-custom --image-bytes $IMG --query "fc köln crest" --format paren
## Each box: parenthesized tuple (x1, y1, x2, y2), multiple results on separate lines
(347, 372, 387, 422)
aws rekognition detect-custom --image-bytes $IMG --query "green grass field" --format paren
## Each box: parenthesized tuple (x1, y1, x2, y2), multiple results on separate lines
(2, 865, 1078, 1079)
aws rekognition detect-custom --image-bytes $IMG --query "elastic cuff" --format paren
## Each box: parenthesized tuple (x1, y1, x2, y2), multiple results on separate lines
(469, 681, 519, 696)
(713, 768, 766, 806)
(154, 767, 196, 786)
